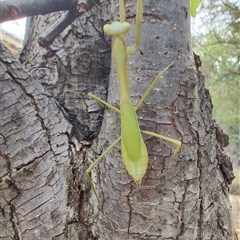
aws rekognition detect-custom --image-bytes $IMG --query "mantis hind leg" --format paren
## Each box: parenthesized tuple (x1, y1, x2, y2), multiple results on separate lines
(141, 130, 181, 158)
(86, 137, 121, 203)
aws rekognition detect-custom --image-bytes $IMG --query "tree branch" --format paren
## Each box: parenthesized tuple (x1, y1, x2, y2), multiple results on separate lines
(38, 0, 99, 47)
(0, 0, 97, 23)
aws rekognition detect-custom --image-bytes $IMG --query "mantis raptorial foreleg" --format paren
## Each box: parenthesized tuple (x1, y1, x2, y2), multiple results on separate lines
(86, 0, 182, 204)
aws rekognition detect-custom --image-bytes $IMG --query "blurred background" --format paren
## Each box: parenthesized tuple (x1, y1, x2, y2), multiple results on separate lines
(191, 1, 240, 236)
(0, 0, 239, 236)
(0, 18, 26, 55)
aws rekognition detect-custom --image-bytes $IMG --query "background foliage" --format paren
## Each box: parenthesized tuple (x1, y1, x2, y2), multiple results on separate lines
(193, 0, 240, 163)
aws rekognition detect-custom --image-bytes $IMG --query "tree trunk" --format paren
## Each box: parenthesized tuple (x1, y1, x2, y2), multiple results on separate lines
(0, 0, 237, 240)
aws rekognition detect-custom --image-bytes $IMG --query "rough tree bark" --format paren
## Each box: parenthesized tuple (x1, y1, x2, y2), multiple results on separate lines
(0, 0, 237, 240)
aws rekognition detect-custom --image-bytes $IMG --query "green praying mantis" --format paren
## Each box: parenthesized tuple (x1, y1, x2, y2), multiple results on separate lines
(86, 0, 182, 203)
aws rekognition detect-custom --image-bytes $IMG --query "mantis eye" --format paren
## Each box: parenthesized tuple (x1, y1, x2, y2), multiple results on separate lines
(103, 21, 131, 36)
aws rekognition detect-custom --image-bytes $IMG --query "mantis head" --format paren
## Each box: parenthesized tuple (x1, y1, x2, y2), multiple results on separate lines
(103, 21, 130, 36)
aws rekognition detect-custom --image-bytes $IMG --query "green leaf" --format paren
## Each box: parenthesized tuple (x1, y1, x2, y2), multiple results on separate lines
(190, 0, 202, 17)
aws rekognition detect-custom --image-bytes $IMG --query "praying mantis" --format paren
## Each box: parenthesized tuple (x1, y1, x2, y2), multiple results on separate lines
(86, 0, 182, 203)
